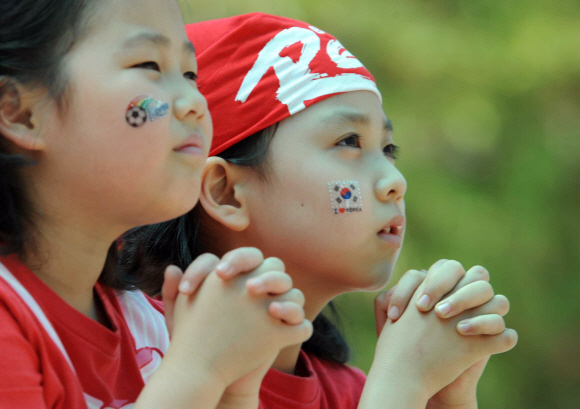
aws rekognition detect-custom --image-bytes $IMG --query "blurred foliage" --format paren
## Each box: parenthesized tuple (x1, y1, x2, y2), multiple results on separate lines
(180, 1, 580, 407)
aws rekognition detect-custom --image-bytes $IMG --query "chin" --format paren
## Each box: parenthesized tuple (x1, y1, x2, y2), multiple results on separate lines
(134, 197, 199, 227)
(349, 264, 395, 292)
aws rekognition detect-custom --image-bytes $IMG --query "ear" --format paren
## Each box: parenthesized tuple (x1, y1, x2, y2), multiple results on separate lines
(0, 80, 47, 151)
(199, 156, 251, 232)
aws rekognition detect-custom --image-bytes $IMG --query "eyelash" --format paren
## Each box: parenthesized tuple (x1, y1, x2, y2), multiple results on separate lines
(337, 134, 400, 160)
(183, 71, 199, 81)
(131, 62, 199, 81)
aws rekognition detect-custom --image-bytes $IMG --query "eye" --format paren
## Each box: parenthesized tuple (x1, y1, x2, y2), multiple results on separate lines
(132, 61, 161, 72)
(337, 134, 362, 148)
(383, 144, 400, 160)
(184, 71, 199, 81)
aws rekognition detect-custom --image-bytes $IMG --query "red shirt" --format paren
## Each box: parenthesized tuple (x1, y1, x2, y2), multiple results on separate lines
(260, 351, 366, 409)
(0, 255, 167, 409)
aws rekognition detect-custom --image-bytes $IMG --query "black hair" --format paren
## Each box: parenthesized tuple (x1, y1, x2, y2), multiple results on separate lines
(121, 125, 352, 364)
(0, 0, 127, 287)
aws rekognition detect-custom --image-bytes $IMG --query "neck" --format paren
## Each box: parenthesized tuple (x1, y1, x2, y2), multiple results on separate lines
(24, 215, 120, 320)
(270, 268, 345, 375)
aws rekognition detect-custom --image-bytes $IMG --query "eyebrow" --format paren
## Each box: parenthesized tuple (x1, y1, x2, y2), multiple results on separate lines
(321, 110, 393, 132)
(121, 32, 196, 55)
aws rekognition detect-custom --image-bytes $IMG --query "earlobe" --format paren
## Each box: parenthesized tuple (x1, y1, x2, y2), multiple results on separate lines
(0, 81, 46, 151)
(199, 157, 250, 232)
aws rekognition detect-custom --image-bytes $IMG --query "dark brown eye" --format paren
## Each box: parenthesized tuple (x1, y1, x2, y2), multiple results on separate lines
(184, 71, 198, 81)
(132, 61, 161, 71)
(337, 134, 361, 148)
(383, 144, 400, 160)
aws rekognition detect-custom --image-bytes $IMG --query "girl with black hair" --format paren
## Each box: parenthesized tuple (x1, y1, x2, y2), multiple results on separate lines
(124, 13, 518, 409)
(0, 2, 312, 408)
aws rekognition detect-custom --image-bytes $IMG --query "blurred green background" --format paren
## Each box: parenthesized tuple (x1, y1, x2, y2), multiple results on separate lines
(180, 1, 580, 407)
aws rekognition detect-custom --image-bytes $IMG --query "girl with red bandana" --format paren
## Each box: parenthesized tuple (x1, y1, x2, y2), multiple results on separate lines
(0, 3, 312, 408)
(126, 13, 518, 409)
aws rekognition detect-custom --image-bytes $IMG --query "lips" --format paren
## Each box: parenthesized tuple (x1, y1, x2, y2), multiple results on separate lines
(378, 215, 405, 236)
(173, 132, 204, 155)
(377, 215, 405, 248)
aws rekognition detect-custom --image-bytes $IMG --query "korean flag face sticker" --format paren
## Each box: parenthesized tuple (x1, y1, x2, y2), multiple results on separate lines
(328, 181, 363, 214)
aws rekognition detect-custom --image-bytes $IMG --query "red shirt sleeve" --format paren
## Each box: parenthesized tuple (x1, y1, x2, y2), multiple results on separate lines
(0, 293, 46, 408)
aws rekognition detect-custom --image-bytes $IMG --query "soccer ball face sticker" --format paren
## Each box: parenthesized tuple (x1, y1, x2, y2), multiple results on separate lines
(126, 106, 148, 127)
(125, 95, 169, 127)
(328, 181, 363, 214)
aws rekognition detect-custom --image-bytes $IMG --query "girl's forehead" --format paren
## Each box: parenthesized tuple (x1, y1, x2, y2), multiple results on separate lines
(89, 0, 186, 44)
(283, 91, 389, 130)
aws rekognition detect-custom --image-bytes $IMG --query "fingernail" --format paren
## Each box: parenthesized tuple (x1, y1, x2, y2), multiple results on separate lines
(458, 321, 471, 334)
(215, 262, 231, 275)
(178, 281, 191, 293)
(388, 306, 400, 320)
(436, 302, 451, 316)
(417, 294, 431, 309)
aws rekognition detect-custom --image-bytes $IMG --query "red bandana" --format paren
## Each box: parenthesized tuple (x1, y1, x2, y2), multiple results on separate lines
(186, 13, 381, 156)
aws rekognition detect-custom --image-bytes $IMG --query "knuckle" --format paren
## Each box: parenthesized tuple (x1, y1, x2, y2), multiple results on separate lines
(200, 252, 220, 263)
(377, 290, 391, 304)
(389, 292, 406, 306)
(288, 288, 305, 304)
(480, 281, 495, 297)
(407, 269, 426, 280)
(472, 265, 490, 281)
(445, 260, 466, 275)
(495, 294, 510, 314)
(249, 247, 264, 260)
(493, 294, 510, 315)
(264, 257, 285, 271)
(425, 278, 449, 296)
(283, 273, 293, 287)
(430, 259, 448, 271)
(498, 318, 507, 332)
(503, 329, 518, 348)
(295, 289, 306, 303)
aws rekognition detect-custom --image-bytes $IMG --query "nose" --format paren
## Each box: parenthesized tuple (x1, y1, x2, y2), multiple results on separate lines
(374, 162, 407, 203)
(173, 84, 208, 123)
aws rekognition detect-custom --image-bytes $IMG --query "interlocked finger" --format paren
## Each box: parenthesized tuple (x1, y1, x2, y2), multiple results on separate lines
(435, 280, 494, 318)
(273, 288, 306, 307)
(386, 269, 427, 321)
(179, 253, 220, 294)
(417, 260, 466, 311)
(446, 265, 490, 297)
(457, 314, 506, 336)
(269, 301, 305, 325)
(215, 247, 265, 279)
(246, 271, 293, 296)
(465, 294, 510, 318)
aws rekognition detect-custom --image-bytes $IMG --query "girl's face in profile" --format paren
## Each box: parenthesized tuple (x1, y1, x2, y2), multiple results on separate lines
(33, 0, 211, 231)
(242, 91, 407, 293)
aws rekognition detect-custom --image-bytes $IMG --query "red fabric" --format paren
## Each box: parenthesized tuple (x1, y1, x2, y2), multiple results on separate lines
(259, 350, 366, 409)
(0, 254, 163, 409)
(186, 13, 381, 155)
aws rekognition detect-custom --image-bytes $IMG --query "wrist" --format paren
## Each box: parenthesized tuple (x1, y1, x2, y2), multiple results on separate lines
(358, 361, 429, 409)
(136, 357, 226, 409)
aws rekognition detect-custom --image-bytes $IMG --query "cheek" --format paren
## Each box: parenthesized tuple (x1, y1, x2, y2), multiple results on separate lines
(250, 176, 397, 289)
(66, 92, 171, 164)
